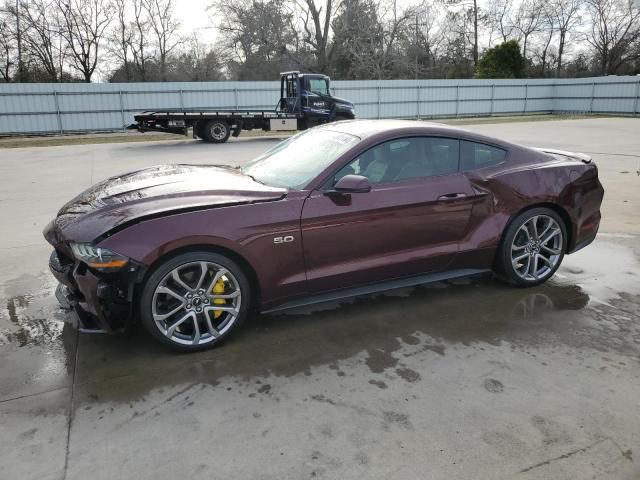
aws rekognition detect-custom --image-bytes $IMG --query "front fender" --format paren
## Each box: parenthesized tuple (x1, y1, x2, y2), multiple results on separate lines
(97, 197, 309, 309)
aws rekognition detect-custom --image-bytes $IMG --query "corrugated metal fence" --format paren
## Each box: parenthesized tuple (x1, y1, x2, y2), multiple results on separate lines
(0, 76, 639, 135)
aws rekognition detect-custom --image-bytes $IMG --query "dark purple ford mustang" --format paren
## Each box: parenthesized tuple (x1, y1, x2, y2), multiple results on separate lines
(44, 120, 604, 351)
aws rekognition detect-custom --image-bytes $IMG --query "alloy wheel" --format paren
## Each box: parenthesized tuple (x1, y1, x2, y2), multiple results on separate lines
(151, 261, 242, 346)
(510, 215, 563, 281)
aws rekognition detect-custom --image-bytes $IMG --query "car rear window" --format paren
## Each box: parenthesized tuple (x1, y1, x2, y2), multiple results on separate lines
(460, 141, 506, 171)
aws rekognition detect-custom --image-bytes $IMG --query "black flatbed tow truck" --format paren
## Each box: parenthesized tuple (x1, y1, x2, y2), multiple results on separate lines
(128, 72, 355, 143)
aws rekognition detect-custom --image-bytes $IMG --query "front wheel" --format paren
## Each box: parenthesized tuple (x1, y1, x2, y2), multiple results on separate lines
(497, 208, 567, 287)
(139, 251, 251, 352)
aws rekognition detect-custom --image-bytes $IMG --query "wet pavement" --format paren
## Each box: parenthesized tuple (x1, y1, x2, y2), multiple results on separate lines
(1, 118, 639, 479)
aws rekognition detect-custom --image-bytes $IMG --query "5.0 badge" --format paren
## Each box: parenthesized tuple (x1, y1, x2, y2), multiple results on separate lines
(273, 236, 294, 244)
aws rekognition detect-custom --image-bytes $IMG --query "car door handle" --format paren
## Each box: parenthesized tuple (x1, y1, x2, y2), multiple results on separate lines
(438, 193, 467, 201)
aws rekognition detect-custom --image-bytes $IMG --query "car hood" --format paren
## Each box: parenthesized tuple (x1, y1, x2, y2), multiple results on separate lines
(331, 95, 354, 107)
(44, 164, 287, 245)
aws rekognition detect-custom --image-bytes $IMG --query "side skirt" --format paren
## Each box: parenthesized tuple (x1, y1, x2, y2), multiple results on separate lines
(261, 268, 490, 314)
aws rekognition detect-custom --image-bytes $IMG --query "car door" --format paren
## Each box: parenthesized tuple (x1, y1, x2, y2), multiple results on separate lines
(300, 136, 476, 294)
(303, 77, 331, 127)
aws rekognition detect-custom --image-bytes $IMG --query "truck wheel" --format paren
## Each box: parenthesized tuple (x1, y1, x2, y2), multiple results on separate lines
(202, 120, 231, 143)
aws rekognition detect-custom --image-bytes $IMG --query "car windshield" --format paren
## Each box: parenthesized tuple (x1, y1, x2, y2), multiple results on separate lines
(242, 130, 360, 189)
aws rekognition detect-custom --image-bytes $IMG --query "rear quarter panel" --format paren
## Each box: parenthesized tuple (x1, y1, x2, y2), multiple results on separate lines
(458, 147, 603, 266)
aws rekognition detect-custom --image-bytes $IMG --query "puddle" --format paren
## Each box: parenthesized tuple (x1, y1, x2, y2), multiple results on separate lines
(0, 273, 68, 348)
(1, 239, 638, 404)
(560, 240, 640, 302)
(0, 272, 78, 400)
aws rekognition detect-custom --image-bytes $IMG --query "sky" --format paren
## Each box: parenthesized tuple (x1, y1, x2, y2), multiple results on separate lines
(175, 0, 218, 43)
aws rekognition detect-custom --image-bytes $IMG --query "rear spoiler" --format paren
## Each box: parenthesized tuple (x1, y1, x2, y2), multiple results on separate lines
(534, 148, 592, 164)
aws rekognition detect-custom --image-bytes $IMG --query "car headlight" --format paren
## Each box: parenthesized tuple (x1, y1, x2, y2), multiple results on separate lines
(70, 243, 129, 270)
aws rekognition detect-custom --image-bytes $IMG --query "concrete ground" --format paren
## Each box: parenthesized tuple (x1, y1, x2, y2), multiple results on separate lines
(0, 117, 639, 480)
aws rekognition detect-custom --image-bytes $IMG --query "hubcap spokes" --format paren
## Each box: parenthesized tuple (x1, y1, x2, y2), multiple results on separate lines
(211, 123, 226, 140)
(511, 215, 563, 281)
(152, 261, 241, 346)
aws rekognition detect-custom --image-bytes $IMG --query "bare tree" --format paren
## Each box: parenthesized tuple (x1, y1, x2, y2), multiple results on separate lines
(472, 0, 478, 64)
(332, 0, 383, 78)
(143, 0, 181, 81)
(19, 0, 65, 81)
(512, 0, 545, 60)
(549, 0, 582, 75)
(447, 0, 480, 64)
(171, 34, 224, 81)
(376, 0, 417, 76)
(333, 0, 416, 79)
(414, 0, 447, 77)
(296, 0, 337, 72)
(534, 4, 556, 76)
(485, 0, 514, 45)
(214, 0, 303, 79)
(1, 1, 25, 81)
(584, 0, 640, 75)
(442, 3, 477, 63)
(108, 0, 133, 80)
(0, 10, 15, 81)
(57, 0, 113, 82)
(129, 0, 150, 80)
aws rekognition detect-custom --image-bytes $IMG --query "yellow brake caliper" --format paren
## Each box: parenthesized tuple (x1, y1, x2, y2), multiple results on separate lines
(211, 279, 226, 319)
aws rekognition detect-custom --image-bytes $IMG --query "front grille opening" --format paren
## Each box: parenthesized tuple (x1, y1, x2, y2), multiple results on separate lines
(55, 248, 74, 266)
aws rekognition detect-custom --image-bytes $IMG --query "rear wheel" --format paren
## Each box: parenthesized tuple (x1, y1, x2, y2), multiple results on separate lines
(498, 207, 567, 287)
(201, 120, 231, 143)
(140, 251, 251, 351)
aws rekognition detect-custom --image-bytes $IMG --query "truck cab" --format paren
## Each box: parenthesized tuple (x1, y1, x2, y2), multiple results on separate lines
(279, 71, 355, 128)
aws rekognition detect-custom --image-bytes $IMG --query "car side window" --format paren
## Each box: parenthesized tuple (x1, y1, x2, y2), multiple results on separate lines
(334, 137, 460, 185)
(460, 140, 506, 171)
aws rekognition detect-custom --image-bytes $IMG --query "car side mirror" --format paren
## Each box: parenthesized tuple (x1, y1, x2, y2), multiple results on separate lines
(328, 174, 371, 194)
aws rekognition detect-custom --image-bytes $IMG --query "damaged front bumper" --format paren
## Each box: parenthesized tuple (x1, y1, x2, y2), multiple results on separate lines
(49, 249, 146, 334)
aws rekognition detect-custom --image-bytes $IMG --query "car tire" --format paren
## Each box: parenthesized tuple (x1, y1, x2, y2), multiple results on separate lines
(497, 207, 567, 287)
(201, 120, 231, 143)
(139, 251, 251, 352)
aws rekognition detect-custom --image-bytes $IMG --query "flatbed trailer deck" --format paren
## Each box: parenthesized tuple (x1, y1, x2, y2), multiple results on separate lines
(128, 72, 356, 143)
(132, 109, 301, 141)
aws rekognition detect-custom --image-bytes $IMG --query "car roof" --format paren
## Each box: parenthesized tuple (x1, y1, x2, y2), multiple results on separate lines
(316, 119, 521, 151)
(317, 119, 469, 139)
